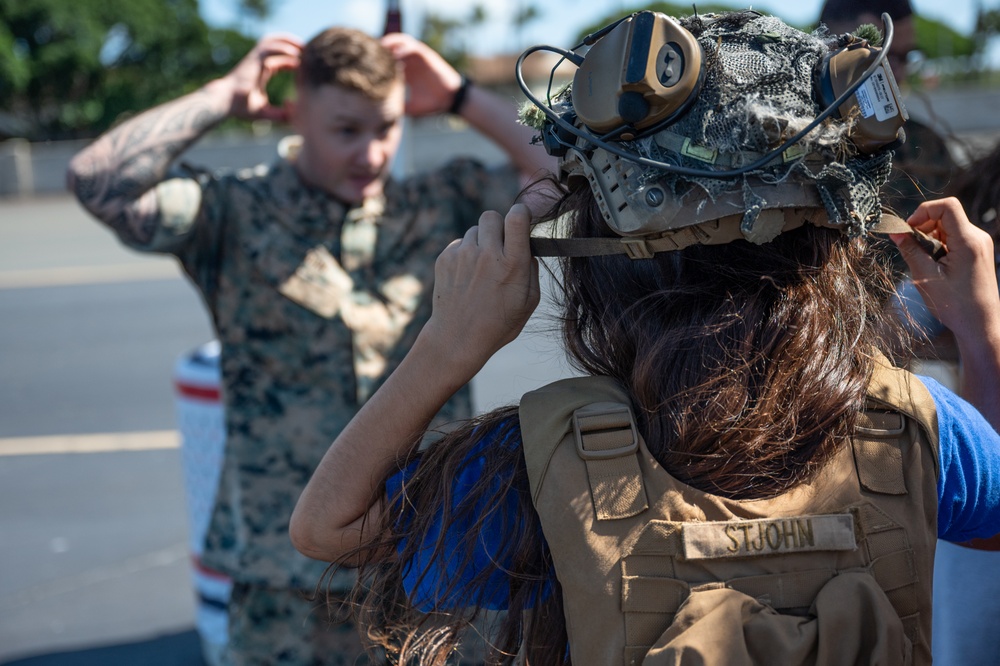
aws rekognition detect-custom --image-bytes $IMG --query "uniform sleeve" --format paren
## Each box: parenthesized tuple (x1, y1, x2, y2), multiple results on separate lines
(924, 376, 1000, 542)
(133, 163, 228, 303)
(111, 164, 206, 255)
(386, 422, 547, 612)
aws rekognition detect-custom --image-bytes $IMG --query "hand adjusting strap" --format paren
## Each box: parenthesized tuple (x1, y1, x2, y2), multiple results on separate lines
(870, 213, 947, 260)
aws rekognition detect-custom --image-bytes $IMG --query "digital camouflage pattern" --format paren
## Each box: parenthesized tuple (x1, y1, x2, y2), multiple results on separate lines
(120, 142, 522, 591)
(225, 584, 369, 665)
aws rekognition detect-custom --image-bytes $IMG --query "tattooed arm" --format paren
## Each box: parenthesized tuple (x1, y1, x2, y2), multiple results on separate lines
(66, 35, 303, 246)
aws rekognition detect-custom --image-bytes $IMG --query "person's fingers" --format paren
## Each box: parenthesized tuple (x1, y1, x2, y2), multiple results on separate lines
(254, 104, 291, 122)
(380, 33, 418, 47)
(906, 197, 973, 244)
(380, 33, 417, 58)
(911, 199, 999, 265)
(891, 233, 940, 282)
(257, 34, 305, 53)
(502, 204, 532, 260)
(435, 238, 460, 270)
(527, 257, 541, 306)
(478, 210, 504, 253)
(906, 204, 944, 246)
(462, 223, 480, 247)
(262, 54, 301, 73)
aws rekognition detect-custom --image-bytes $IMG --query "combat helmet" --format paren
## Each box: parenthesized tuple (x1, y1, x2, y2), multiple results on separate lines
(518, 10, 938, 258)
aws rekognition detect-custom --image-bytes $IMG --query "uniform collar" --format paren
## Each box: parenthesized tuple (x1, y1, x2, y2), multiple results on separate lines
(271, 136, 387, 239)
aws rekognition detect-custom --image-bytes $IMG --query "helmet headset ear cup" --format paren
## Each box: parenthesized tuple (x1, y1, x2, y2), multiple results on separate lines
(817, 39, 908, 154)
(540, 11, 906, 157)
(570, 11, 703, 138)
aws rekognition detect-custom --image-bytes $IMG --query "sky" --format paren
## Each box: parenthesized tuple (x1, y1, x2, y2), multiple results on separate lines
(202, 0, 1000, 57)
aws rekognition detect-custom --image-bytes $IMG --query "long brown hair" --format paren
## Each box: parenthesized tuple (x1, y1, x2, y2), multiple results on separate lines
(558, 186, 903, 497)
(340, 183, 906, 664)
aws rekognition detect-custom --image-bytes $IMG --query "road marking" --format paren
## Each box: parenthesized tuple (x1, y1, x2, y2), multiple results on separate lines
(0, 262, 182, 289)
(0, 543, 188, 611)
(0, 430, 180, 456)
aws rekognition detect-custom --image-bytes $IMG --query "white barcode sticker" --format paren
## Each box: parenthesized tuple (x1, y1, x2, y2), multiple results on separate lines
(856, 64, 899, 122)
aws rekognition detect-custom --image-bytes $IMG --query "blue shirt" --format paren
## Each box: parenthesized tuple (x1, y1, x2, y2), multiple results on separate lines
(389, 376, 1000, 611)
(386, 427, 543, 611)
(926, 376, 1000, 542)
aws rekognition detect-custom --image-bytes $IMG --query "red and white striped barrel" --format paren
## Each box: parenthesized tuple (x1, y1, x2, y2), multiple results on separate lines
(174, 341, 231, 666)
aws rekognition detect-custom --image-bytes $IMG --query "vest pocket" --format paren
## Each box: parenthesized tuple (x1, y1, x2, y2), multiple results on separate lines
(637, 573, 912, 666)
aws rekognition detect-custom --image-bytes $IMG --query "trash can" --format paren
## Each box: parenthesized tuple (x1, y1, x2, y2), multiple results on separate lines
(174, 341, 231, 666)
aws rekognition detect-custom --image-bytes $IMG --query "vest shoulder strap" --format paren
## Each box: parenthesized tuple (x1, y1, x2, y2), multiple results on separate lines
(520, 376, 631, 504)
(519, 361, 941, 498)
(866, 357, 940, 476)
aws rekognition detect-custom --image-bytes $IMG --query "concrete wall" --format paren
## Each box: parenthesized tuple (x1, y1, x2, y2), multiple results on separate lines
(0, 133, 292, 198)
(0, 116, 510, 199)
(0, 139, 35, 197)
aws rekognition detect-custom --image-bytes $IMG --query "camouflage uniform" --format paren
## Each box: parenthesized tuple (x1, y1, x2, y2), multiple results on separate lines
(122, 141, 521, 664)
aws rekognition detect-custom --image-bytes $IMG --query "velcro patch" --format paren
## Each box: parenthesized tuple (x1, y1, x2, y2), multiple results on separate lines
(682, 514, 857, 560)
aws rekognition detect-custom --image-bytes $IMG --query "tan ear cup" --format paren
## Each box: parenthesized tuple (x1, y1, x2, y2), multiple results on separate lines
(819, 41, 908, 154)
(572, 11, 702, 135)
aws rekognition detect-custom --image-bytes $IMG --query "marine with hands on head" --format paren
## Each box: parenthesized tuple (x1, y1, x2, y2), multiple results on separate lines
(66, 25, 554, 666)
(291, 10, 1000, 666)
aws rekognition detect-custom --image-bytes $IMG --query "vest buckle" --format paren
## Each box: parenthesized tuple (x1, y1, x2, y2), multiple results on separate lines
(573, 403, 640, 460)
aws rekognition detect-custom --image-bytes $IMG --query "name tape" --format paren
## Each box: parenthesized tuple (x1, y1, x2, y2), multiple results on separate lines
(682, 513, 857, 560)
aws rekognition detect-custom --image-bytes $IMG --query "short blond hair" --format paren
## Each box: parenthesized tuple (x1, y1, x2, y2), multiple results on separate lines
(299, 27, 400, 99)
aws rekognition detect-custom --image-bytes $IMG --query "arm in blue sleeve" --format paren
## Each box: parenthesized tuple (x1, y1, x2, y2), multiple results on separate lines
(926, 375, 1000, 541)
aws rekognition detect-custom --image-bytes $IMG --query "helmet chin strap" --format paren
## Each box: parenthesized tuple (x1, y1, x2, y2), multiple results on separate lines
(529, 211, 945, 260)
(871, 213, 947, 260)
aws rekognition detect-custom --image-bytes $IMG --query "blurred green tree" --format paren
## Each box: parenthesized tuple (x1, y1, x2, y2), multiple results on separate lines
(981, 9, 1000, 33)
(420, 11, 466, 70)
(574, 3, 985, 82)
(577, 4, 980, 58)
(912, 15, 976, 60)
(513, 2, 540, 50)
(237, 0, 273, 22)
(0, 0, 256, 140)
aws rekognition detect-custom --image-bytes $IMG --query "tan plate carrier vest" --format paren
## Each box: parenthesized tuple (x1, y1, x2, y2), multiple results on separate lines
(519, 361, 940, 666)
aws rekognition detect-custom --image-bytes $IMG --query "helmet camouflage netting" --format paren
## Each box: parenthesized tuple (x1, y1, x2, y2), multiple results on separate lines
(538, 10, 896, 245)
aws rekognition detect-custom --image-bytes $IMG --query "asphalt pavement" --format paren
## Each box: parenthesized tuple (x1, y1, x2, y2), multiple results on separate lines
(0, 194, 573, 664)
